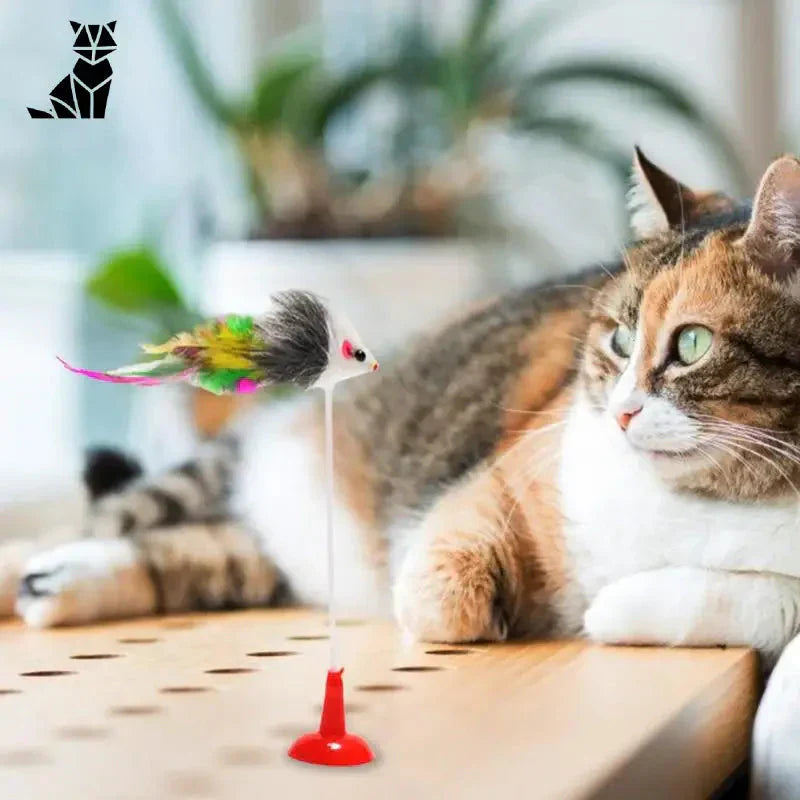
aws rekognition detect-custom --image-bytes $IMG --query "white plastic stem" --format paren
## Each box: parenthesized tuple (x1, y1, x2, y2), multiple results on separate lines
(323, 386, 339, 670)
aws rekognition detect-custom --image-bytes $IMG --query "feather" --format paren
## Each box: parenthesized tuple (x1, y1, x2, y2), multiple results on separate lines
(108, 355, 191, 378)
(57, 356, 185, 386)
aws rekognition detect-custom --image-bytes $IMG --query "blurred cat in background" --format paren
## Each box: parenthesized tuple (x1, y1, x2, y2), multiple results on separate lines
(5, 148, 800, 796)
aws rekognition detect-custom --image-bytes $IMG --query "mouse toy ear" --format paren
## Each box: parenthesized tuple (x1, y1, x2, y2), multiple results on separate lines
(70, 20, 81, 33)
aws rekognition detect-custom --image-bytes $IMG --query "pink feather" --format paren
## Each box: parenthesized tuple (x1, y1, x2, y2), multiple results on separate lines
(56, 356, 185, 386)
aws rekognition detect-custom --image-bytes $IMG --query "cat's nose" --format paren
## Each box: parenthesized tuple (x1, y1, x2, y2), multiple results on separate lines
(616, 405, 642, 431)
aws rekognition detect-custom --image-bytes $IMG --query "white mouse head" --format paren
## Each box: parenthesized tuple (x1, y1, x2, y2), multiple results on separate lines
(316, 310, 378, 388)
(316, 308, 379, 389)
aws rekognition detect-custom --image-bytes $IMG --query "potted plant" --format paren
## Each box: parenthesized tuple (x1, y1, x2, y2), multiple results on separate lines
(143, 0, 745, 350)
(88, 0, 743, 356)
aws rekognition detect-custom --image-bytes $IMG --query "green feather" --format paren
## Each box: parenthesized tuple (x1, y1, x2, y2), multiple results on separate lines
(224, 314, 254, 337)
(194, 368, 254, 395)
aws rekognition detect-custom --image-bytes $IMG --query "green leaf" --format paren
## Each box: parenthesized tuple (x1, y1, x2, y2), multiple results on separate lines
(248, 52, 320, 130)
(464, 0, 500, 49)
(517, 113, 631, 184)
(87, 248, 186, 315)
(518, 60, 747, 190)
(155, 0, 237, 126)
(306, 64, 392, 141)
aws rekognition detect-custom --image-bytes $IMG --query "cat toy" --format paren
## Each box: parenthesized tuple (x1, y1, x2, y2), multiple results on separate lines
(59, 289, 378, 767)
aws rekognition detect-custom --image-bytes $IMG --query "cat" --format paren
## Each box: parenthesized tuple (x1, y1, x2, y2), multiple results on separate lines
(28, 21, 116, 119)
(5, 147, 800, 794)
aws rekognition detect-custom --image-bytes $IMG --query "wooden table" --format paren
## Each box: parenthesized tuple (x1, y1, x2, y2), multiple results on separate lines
(0, 609, 757, 799)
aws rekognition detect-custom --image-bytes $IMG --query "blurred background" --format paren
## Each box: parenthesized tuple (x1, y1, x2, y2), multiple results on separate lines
(0, 0, 787, 527)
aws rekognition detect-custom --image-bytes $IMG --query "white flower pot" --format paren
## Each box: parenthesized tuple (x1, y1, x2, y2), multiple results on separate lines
(202, 239, 491, 352)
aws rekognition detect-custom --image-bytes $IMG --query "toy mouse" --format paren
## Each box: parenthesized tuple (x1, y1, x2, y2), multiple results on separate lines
(60, 289, 378, 767)
(59, 289, 379, 394)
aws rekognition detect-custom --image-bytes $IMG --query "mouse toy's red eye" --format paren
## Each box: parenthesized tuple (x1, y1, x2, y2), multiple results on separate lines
(341, 340, 354, 359)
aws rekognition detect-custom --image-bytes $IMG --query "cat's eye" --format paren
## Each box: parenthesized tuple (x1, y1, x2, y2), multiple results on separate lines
(676, 325, 713, 365)
(610, 324, 634, 358)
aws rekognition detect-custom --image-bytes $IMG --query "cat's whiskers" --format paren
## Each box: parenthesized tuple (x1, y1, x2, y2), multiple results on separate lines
(488, 421, 565, 479)
(694, 414, 800, 458)
(492, 420, 565, 533)
(498, 449, 561, 538)
(698, 430, 800, 499)
(591, 260, 617, 282)
(694, 443, 730, 486)
(494, 404, 566, 419)
(695, 433, 762, 483)
(699, 423, 800, 468)
(547, 283, 602, 295)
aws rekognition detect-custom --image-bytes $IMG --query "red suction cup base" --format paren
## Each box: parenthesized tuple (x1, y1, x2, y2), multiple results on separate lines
(288, 668, 375, 767)
(288, 731, 374, 767)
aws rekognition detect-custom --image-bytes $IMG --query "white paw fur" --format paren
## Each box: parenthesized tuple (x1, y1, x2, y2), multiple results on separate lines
(0, 526, 81, 618)
(753, 634, 800, 799)
(584, 568, 707, 646)
(16, 539, 156, 628)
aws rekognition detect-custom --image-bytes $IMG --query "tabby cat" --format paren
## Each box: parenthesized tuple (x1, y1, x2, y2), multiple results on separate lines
(5, 148, 800, 795)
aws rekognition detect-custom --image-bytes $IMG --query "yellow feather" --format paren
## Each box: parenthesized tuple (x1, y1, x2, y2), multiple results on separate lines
(206, 349, 255, 370)
(140, 320, 262, 371)
(141, 331, 201, 355)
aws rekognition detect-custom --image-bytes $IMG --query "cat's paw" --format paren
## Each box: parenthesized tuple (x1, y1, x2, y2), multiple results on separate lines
(16, 539, 156, 628)
(753, 634, 800, 799)
(394, 539, 507, 643)
(584, 571, 687, 645)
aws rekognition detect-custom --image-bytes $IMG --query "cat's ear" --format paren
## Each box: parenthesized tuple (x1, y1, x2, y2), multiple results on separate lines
(628, 147, 703, 238)
(741, 156, 800, 279)
(70, 20, 81, 33)
(107, 21, 116, 32)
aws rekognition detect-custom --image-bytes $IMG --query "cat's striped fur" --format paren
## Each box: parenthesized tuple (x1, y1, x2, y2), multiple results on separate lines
(11, 276, 602, 626)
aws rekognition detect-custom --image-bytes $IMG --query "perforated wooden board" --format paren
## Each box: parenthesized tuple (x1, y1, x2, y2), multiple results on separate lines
(0, 609, 756, 800)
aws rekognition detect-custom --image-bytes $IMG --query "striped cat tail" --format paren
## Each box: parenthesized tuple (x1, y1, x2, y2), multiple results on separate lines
(84, 436, 241, 538)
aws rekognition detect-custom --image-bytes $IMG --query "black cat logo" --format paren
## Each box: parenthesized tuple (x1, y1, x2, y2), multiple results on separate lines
(28, 21, 117, 119)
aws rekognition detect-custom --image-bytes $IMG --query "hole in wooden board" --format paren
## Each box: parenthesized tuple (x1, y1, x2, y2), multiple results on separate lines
(71, 653, 121, 660)
(0, 689, 21, 695)
(110, 705, 162, 716)
(270, 723, 310, 739)
(56, 725, 110, 740)
(0, 748, 50, 767)
(20, 670, 75, 677)
(219, 746, 271, 766)
(391, 665, 443, 672)
(247, 650, 298, 658)
(425, 648, 472, 656)
(355, 683, 407, 693)
(287, 634, 329, 641)
(164, 770, 215, 797)
(160, 686, 212, 694)
(204, 668, 256, 675)
(118, 637, 160, 644)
